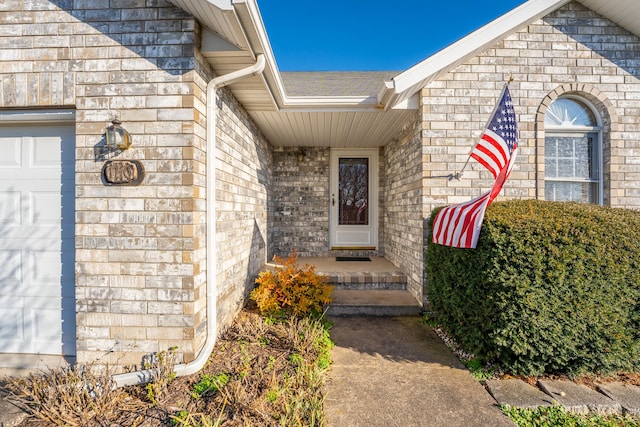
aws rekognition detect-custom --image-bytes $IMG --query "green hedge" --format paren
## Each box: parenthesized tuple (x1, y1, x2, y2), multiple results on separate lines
(426, 199, 640, 377)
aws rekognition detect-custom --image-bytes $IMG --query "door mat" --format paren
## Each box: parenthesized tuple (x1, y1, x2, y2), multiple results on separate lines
(335, 256, 371, 262)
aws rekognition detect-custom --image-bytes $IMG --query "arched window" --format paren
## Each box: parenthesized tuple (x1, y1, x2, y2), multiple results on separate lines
(544, 97, 603, 204)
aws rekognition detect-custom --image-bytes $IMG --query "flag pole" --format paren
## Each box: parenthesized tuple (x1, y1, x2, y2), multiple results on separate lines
(454, 77, 513, 180)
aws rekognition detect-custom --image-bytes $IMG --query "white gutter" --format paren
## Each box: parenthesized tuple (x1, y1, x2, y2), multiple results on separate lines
(112, 54, 266, 387)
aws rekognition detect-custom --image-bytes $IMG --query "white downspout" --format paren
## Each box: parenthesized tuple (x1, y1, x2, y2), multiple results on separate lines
(113, 54, 266, 387)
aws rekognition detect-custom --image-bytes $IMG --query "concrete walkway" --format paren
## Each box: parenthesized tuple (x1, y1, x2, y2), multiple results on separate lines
(325, 316, 514, 427)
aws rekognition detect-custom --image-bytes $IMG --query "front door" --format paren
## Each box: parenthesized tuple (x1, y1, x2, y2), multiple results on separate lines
(330, 149, 378, 250)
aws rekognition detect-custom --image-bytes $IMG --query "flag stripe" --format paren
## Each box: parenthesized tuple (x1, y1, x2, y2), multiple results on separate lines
(470, 144, 502, 178)
(432, 192, 490, 248)
(442, 195, 487, 248)
(470, 130, 510, 177)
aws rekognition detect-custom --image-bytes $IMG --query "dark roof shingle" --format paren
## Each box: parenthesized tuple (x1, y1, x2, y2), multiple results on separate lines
(280, 71, 399, 97)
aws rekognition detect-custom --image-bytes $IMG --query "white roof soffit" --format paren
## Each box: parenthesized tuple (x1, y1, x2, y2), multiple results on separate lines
(168, 0, 248, 50)
(378, 0, 572, 110)
(578, 0, 640, 41)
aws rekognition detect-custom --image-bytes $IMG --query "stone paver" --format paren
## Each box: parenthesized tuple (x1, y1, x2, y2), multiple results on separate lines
(538, 379, 621, 415)
(597, 383, 640, 416)
(486, 378, 554, 409)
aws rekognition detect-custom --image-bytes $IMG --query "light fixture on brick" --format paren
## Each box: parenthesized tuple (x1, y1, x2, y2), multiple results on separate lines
(106, 119, 131, 150)
(296, 148, 305, 163)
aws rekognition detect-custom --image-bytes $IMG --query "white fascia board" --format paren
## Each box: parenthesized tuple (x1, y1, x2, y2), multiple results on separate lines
(278, 96, 385, 112)
(232, 0, 288, 106)
(380, 0, 571, 108)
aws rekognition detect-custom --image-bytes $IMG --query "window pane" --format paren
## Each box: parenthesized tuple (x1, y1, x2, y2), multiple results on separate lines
(545, 98, 597, 126)
(546, 136, 595, 179)
(557, 140, 574, 157)
(338, 158, 368, 225)
(557, 159, 574, 177)
(545, 181, 595, 203)
(546, 156, 557, 177)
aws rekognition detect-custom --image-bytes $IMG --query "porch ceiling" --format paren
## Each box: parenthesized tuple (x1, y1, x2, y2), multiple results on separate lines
(249, 109, 416, 148)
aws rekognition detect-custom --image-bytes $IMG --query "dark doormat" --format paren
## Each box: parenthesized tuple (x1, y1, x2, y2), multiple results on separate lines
(335, 256, 371, 262)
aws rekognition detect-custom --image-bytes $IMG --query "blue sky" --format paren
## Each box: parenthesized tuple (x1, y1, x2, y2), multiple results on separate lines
(259, 0, 526, 71)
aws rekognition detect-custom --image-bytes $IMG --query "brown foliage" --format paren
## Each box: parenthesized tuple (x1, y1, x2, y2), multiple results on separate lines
(251, 252, 333, 317)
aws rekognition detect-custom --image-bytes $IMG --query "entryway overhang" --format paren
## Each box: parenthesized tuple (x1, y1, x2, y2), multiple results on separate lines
(167, 0, 418, 148)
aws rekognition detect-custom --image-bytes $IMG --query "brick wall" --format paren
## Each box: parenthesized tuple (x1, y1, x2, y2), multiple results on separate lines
(214, 87, 272, 331)
(383, 114, 424, 302)
(271, 147, 385, 258)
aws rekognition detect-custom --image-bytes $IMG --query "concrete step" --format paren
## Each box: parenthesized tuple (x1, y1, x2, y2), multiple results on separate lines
(327, 289, 422, 316)
(322, 270, 407, 291)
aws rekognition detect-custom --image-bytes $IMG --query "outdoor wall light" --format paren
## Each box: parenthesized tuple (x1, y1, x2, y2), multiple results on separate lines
(296, 148, 306, 163)
(106, 119, 131, 150)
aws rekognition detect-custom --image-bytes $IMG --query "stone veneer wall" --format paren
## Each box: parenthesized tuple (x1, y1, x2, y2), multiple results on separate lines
(272, 147, 330, 257)
(422, 2, 640, 270)
(0, 0, 272, 370)
(383, 114, 424, 303)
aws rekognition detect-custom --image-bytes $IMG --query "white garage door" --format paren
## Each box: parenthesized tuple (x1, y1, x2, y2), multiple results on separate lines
(0, 122, 75, 356)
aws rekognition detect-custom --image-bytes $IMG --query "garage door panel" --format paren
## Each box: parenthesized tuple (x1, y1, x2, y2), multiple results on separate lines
(0, 191, 21, 226)
(32, 303, 63, 351)
(0, 297, 26, 349)
(30, 191, 61, 224)
(0, 296, 63, 354)
(29, 249, 61, 288)
(0, 122, 75, 356)
(0, 250, 22, 284)
(30, 136, 63, 168)
(0, 137, 21, 168)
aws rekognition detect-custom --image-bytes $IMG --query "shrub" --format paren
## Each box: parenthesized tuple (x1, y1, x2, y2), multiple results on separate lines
(250, 252, 334, 317)
(426, 199, 640, 377)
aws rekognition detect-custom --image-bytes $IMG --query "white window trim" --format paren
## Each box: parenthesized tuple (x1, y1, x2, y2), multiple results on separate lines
(0, 109, 76, 124)
(544, 97, 604, 205)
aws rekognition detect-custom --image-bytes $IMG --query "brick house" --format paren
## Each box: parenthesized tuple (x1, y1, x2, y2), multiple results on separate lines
(1, 0, 639, 377)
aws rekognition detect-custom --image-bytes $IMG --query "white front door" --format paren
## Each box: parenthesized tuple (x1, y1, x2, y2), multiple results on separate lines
(330, 149, 378, 250)
(0, 123, 75, 356)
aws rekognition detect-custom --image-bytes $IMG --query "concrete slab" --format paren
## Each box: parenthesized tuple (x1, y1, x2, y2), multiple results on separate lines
(596, 382, 640, 416)
(486, 379, 555, 409)
(325, 316, 514, 427)
(298, 256, 402, 274)
(538, 379, 622, 415)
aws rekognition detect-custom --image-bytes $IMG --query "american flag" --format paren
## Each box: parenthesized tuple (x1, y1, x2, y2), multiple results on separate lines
(470, 86, 518, 179)
(432, 84, 518, 249)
